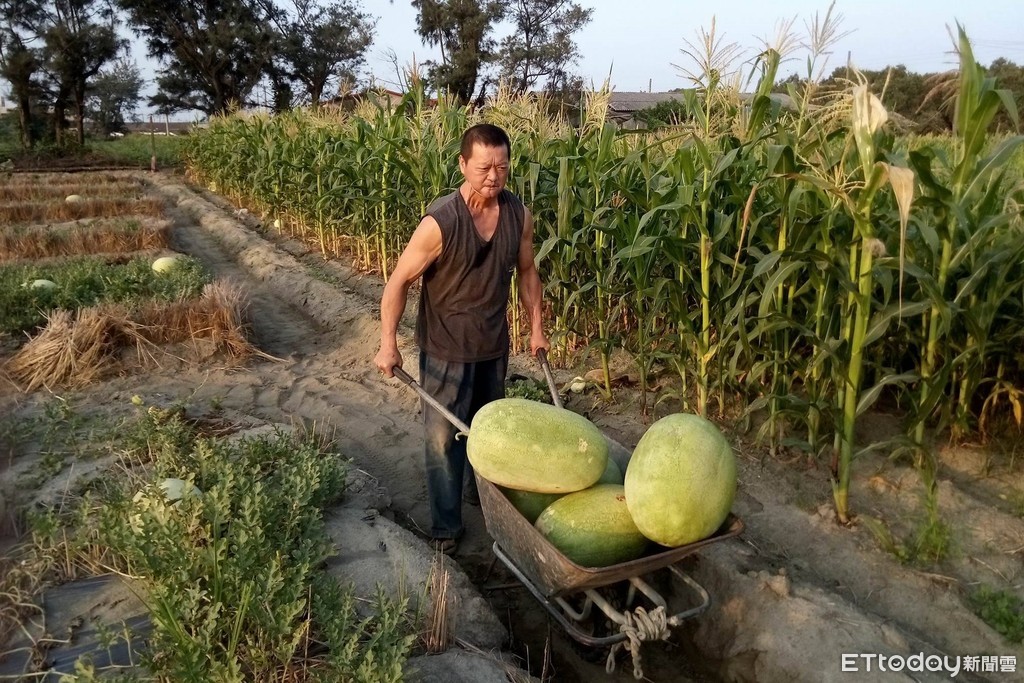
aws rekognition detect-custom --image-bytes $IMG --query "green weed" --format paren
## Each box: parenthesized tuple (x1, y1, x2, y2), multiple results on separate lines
(89, 135, 187, 168)
(969, 585, 1024, 643)
(100, 411, 414, 681)
(506, 376, 551, 403)
(3, 406, 414, 681)
(863, 477, 954, 566)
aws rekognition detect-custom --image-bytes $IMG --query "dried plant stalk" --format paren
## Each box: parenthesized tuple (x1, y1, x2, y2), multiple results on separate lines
(3, 281, 267, 391)
(0, 182, 143, 202)
(0, 198, 165, 225)
(423, 554, 455, 654)
(0, 218, 170, 260)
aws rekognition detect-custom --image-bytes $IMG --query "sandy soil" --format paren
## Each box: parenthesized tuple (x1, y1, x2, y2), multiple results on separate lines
(2, 171, 1023, 682)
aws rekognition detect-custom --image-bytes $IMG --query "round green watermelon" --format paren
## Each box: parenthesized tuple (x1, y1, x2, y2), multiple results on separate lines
(624, 413, 736, 547)
(535, 484, 648, 567)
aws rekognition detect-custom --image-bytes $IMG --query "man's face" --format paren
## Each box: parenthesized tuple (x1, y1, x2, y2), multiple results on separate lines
(459, 142, 509, 200)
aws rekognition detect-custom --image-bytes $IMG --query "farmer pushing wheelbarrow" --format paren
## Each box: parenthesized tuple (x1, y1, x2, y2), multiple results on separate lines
(373, 123, 550, 556)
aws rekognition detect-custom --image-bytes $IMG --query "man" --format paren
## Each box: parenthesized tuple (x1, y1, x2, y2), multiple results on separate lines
(374, 123, 549, 555)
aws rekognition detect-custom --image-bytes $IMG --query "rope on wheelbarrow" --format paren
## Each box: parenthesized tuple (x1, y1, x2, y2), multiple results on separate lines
(605, 604, 671, 680)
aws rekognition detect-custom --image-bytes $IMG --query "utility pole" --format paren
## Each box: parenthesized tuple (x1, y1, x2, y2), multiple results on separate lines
(149, 115, 157, 173)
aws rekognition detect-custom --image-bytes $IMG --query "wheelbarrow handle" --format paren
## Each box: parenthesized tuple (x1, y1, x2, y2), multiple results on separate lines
(536, 348, 563, 409)
(392, 366, 471, 433)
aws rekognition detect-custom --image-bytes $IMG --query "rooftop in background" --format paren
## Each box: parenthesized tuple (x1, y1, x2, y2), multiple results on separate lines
(607, 90, 799, 129)
(123, 121, 202, 135)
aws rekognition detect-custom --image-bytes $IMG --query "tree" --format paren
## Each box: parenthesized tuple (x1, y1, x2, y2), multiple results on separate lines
(276, 0, 374, 107)
(496, 0, 592, 95)
(0, 27, 42, 148)
(117, 0, 282, 116)
(44, 10, 123, 144)
(3, 0, 123, 145)
(987, 58, 1024, 133)
(87, 57, 142, 135)
(411, 0, 504, 105)
(811, 65, 952, 133)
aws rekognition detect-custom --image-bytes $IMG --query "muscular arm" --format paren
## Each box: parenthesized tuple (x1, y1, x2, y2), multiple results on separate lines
(374, 216, 442, 376)
(517, 209, 550, 355)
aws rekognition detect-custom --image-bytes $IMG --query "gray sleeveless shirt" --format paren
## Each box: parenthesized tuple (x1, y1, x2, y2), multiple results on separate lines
(416, 188, 525, 362)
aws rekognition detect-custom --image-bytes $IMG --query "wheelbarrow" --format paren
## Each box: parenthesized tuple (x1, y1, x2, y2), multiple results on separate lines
(393, 351, 743, 676)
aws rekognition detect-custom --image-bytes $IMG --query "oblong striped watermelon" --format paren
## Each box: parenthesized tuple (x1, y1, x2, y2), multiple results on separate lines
(467, 398, 608, 494)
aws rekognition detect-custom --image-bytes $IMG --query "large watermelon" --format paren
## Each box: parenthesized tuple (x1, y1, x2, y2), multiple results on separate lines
(535, 484, 648, 567)
(468, 398, 608, 493)
(624, 413, 736, 547)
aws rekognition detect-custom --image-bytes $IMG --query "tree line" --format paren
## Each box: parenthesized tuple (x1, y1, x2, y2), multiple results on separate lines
(632, 60, 1024, 135)
(0, 0, 592, 149)
(782, 61, 1024, 134)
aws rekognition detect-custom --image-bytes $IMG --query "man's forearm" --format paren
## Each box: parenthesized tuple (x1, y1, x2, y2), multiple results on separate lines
(519, 268, 545, 332)
(380, 280, 409, 349)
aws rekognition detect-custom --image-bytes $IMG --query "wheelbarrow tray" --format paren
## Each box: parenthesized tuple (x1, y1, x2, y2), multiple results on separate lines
(476, 472, 744, 598)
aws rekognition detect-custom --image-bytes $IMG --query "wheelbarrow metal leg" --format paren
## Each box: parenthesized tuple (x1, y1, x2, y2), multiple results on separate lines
(666, 565, 712, 626)
(492, 542, 628, 648)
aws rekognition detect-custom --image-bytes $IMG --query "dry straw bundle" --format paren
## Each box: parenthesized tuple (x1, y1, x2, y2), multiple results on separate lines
(4, 281, 265, 391)
(0, 197, 166, 225)
(0, 218, 170, 260)
(133, 281, 258, 358)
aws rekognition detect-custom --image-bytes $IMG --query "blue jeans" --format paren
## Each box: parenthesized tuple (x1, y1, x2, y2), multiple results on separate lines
(419, 351, 507, 539)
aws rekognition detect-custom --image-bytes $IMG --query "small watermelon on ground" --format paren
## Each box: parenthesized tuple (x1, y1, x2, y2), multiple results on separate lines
(129, 477, 202, 532)
(535, 484, 648, 567)
(152, 255, 180, 274)
(467, 398, 608, 494)
(624, 413, 736, 547)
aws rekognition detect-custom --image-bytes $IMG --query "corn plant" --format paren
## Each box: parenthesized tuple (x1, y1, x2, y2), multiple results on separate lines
(907, 26, 1024, 445)
(181, 24, 1024, 523)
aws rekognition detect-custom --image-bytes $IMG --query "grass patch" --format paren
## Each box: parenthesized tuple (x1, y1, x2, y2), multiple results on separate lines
(969, 585, 1024, 644)
(0, 217, 170, 260)
(2, 396, 120, 489)
(91, 134, 187, 168)
(0, 254, 209, 336)
(0, 136, 186, 170)
(1, 408, 415, 681)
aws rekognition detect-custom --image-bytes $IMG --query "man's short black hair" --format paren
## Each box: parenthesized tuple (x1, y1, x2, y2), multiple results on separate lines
(460, 123, 511, 160)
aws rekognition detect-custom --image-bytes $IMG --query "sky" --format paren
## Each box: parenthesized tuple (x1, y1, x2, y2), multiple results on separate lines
(362, 0, 1024, 91)
(116, 0, 1024, 119)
